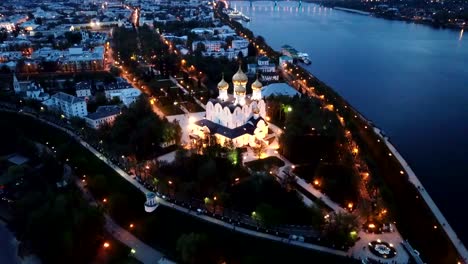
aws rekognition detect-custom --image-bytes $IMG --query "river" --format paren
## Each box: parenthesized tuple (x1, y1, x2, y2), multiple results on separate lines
(231, 0, 468, 244)
(0, 221, 20, 264)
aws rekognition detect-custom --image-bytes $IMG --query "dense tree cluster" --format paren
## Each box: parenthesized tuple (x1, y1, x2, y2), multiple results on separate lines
(0, 130, 105, 264)
(97, 95, 181, 160)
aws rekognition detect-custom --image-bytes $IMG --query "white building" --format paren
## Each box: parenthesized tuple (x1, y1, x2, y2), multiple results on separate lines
(104, 78, 142, 106)
(45, 92, 88, 118)
(12, 75, 50, 101)
(85, 105, 121, 129)
(191, 66, 268, 147)
(75, 81, 92, 98)
(247, 56, 279, 82)
(62, 46, 105, 72)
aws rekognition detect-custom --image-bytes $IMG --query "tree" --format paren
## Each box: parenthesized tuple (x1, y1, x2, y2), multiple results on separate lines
(64, 31, 82, 45)
(252, 139, 267, 159)
(40, 61, 59, 72)
(322, 212, 359, 247)
(255, 203, 281, 226)
(110, 66, 122, 76)
(195, 42, 206, 53)
(0, 65, 11, 73)
(176, 233, 210, 264)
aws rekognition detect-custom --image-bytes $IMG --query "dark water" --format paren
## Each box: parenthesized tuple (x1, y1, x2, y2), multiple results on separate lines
(232, 1, 468, 244)
(0, 223, 19, 264)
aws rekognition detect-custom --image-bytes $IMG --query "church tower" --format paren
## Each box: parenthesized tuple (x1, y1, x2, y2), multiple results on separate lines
(251, 74, 262, 101)
(217, 73, 229, 101)
(232, 65, 247, 106)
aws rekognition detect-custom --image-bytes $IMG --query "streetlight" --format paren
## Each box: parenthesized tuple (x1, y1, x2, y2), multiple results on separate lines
(103, 242, 110, 249)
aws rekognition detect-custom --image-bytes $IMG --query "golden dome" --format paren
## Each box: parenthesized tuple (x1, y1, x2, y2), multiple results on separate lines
(252, 76, 262, 90)
(217, 73, 229, 90)
(232, 65, 248, 84)
(234, 84, 246, 95)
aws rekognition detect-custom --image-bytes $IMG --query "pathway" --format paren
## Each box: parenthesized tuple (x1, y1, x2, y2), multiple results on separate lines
(72, 166, 166, 264)
(105, 215, 164, 264)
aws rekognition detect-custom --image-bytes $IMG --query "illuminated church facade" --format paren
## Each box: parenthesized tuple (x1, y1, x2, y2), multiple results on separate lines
(192, 66, 268, 147)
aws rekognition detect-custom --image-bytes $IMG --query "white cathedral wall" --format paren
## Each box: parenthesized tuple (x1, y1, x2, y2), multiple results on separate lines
(258, 100, 266, 118)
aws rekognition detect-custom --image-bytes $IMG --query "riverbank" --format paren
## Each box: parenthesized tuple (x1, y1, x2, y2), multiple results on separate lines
(309, 0, 467, 30)
(333, 7, 370, 16)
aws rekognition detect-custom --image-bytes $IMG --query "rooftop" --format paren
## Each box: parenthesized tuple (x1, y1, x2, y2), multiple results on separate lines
(52, 92, 85, 104)
(86, 105, 121, 120)
(194, 116, 264, 139)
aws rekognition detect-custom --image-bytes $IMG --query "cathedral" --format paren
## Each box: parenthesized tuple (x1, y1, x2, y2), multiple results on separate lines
(192, 66, 269, 147)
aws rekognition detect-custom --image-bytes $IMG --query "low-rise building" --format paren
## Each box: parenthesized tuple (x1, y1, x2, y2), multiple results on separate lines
(85, 105, 121, 129)
(12, 74, 50, 101)
(45, 92, 88, 118)
(75, 81, 92, 98)
(104, 78, 141, 106)
(247, 56, 279, 82)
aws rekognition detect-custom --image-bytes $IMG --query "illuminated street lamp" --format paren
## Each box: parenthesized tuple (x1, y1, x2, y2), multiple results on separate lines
(103, 242, 110, 249)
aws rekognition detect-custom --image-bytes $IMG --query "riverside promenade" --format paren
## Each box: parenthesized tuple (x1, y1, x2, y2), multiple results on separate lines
(374, 127, 468, 263)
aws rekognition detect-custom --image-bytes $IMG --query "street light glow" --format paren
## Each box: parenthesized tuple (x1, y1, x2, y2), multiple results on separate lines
(103, 242, 110, 248)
